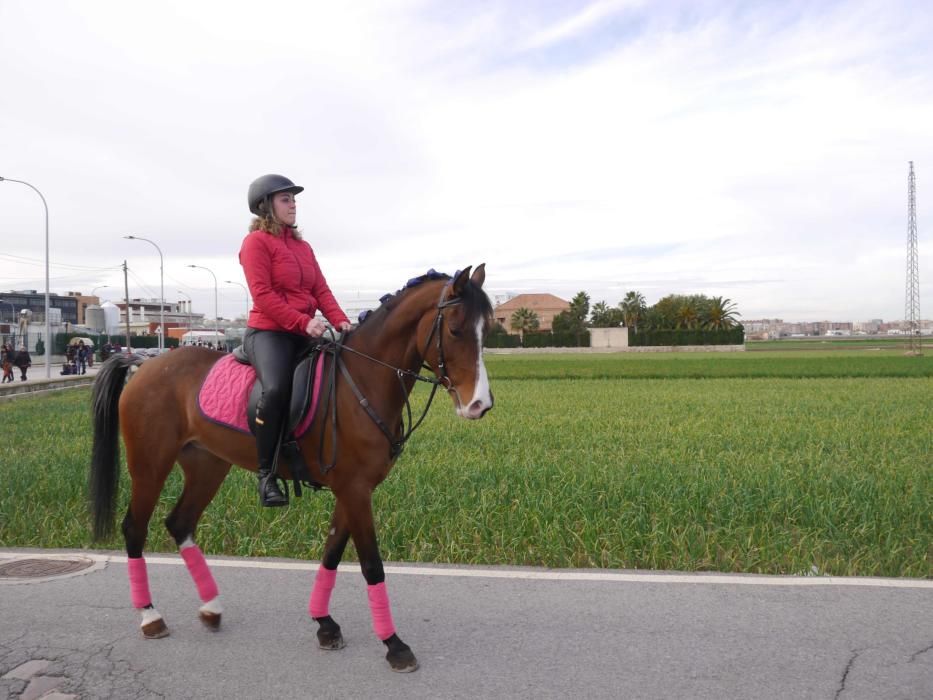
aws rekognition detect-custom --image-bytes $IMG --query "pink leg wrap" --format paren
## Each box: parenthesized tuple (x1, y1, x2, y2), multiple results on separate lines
(367, 582, 396, 641)
(180, 544, 219, 602)
(308, 565, 337, 618)
(127, 557, 152, 609)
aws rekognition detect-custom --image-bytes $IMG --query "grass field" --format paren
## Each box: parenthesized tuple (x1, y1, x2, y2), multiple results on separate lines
(0, 350, 930, 578)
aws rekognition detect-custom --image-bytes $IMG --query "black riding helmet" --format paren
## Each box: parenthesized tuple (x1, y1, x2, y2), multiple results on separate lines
(247, 174, 304, 216)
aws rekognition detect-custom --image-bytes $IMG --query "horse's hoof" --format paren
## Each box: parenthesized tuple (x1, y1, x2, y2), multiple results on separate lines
(318, 633, 346, 651)
(141, 617, 169, 639)
(387, 651, 419, 673)
(199, 611, 221, 631)
(384, 635, 418, 673)
(315, 616, 345, 650)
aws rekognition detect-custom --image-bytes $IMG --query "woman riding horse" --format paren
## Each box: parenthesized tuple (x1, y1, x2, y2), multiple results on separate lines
(241, 174, 352, 507)
(90, 257, 494, 672)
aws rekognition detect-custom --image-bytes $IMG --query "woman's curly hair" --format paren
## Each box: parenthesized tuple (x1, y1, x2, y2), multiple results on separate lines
(249, 203, 302, 240)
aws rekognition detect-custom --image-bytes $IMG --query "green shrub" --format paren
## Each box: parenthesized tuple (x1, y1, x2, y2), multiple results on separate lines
(629, 327, 745, 346)
(522, 331, 590, 348)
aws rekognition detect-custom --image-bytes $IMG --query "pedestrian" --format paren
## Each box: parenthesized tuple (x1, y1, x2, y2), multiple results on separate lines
(1, 342, 14, 383)
(240, 173, 352, 507)
(76, 341, 88, 375)
(14, 344, 31, 381)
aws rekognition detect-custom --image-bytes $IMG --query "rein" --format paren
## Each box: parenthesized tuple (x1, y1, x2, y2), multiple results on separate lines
(316, 284, 462, 472)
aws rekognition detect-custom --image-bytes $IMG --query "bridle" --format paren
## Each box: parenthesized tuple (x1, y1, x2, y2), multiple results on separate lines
(317, 282, 464, 470)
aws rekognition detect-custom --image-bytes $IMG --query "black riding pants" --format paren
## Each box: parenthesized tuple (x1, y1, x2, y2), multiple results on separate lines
(242, 328, 308, 468)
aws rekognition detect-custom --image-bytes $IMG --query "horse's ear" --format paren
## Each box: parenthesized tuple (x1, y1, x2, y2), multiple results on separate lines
(452, 266, 472, 296)
(470, 263, 486, 288)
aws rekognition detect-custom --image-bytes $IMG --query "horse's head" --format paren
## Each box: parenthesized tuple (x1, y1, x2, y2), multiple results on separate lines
(421, 264, 494, 420)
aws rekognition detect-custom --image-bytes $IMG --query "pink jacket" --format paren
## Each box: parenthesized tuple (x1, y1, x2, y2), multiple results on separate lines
(239, 229, 349, 335)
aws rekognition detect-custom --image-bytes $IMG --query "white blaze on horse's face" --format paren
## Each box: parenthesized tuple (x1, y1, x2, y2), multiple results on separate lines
(456, 316, 493, 420)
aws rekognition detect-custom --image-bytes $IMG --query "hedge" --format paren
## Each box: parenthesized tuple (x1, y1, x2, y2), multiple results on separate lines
(628, 327, 745, 346)
(484, 333, 521, 348)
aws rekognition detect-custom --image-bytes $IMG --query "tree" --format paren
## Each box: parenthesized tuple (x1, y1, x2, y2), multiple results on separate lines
(619, 291, 646, 332)
(552, 291, 590, 345)
(590, 301, 622, 328)
(650, 294, 706, 330)
(676, 299, 701, 329)
(569, 291, 590, 326)
(510, 307, 539, 346)
(705, 296, 741, 330)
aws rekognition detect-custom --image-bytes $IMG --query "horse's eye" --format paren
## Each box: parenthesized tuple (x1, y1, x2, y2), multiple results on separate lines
(449, 327, 462, 338)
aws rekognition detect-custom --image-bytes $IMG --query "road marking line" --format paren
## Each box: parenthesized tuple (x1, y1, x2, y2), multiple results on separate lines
(2, 551, 931, 589)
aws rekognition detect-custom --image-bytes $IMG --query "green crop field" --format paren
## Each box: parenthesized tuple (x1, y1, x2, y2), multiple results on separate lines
(1, 350, 930, 578)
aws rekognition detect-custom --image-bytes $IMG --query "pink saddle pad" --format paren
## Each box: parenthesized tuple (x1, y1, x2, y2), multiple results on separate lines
(197, 353, 325, 438)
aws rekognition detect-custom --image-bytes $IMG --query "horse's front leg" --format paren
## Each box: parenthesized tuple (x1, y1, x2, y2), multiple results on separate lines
(310, 504, 350, 650)
(344, 489, 419, 673)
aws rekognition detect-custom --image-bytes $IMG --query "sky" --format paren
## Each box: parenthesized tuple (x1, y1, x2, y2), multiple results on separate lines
(1, 0, 931, 323)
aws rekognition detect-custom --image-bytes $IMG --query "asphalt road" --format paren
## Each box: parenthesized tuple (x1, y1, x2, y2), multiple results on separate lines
(0, 549, 930, 699)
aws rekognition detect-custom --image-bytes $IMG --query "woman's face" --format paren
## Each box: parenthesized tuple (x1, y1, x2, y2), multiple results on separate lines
(272, 192, 297, 227)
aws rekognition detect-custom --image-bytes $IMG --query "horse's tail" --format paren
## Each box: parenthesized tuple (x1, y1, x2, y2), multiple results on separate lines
(89, 354, 143, 541)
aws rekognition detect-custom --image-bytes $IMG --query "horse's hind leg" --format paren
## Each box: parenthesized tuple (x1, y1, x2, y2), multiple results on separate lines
(166, 445, 232, 631)
(122, 442, 178, 639)
(310, 502, 350, 650)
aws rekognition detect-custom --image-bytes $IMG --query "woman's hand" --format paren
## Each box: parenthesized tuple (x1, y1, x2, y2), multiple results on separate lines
(336, 321, 352, 333)
(305, 318, 327, 337)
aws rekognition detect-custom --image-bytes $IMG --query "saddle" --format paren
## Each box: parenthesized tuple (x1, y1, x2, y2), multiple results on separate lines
(231, 343, 321, 440)
(197, 343, 327, 495)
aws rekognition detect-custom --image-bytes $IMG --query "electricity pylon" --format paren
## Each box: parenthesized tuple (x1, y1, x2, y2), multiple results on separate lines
(905, 162, 922, 356)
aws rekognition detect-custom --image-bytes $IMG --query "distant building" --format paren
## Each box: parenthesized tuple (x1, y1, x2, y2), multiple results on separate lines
(494, 294, 570, 333)
(0, 289, 78, 324)
(113, 298, 204, 336)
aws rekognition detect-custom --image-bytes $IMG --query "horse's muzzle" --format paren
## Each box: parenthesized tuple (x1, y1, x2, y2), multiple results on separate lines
(459, 391, 494, 420)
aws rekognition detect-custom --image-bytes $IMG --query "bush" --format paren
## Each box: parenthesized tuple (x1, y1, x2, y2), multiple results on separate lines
(484, 332, 521, 348)
(628, 327, 745, 346)
(522, 331, 590, 348)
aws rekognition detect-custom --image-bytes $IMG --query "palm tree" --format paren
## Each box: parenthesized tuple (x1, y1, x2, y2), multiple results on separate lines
(510, 307, 539, 346)
(676, 300, 700, 330)
(590, 301, 621, 328)
(619, 291, 646, 332)
(705, 296, 740, 330)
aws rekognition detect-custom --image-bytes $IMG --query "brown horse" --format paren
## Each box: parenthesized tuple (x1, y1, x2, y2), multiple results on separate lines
(89, 265, 493, 672)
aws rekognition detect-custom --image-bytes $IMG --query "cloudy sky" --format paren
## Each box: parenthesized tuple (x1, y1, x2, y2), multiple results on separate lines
(1, 0, 930, 323)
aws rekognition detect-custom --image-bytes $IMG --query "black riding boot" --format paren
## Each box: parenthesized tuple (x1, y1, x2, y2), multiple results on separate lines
(255, 400, 289, 508)
(257, 460, 288, 507)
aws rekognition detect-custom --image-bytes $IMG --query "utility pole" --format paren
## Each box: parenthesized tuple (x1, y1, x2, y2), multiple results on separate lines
(906, 162, 922, 356)
(123, 260, 132, 353)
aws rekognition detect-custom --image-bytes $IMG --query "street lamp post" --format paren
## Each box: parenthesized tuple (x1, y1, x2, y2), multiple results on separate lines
(124, 236, 164, 352)
(177, 290, 192, 333)
(91, 285, 110, 299)
(187, 265, 219, 349)
(0, 176, 51, 377)
(224, 280, 250, 323)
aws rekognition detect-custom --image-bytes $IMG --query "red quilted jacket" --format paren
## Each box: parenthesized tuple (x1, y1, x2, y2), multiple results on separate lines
(238, 229, 349, 335)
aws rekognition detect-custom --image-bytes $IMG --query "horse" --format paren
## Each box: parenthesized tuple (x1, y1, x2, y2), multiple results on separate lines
(89, 265, 494, 672)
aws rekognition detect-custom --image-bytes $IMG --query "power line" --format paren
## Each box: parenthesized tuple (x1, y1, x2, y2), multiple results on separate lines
(126, 267, 160, 300)
(0, 252, 121, 272)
